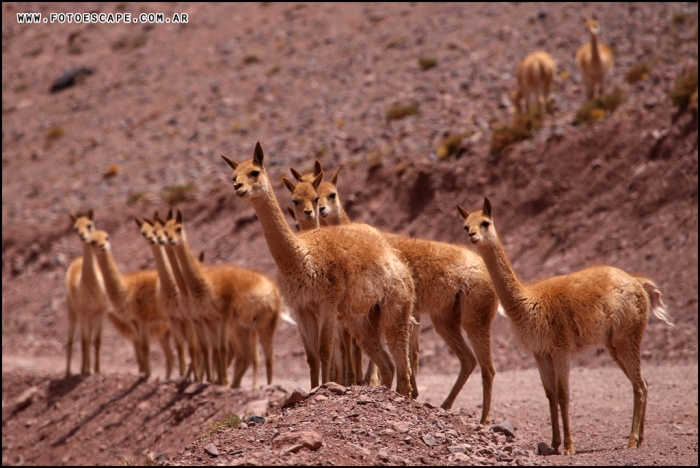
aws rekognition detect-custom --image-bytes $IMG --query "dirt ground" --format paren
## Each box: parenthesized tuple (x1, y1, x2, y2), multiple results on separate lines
(2, 2, 698, 466)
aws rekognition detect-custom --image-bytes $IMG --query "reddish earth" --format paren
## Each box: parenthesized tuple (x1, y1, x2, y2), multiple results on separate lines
(2, 2, 697, 466)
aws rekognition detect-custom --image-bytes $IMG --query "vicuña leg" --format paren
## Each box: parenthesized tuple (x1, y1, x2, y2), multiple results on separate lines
(296, 308, 321, 388)
(409, 313, 421, 398)
(553, 352, 574, 455)
(318, 305, 338, 385)
(534, 352, 562, 453)
(377, 298, 413, 397)
(65, 304, 77, 379)
(92, 313, 104, 375)
(348, 314, 396, 388)
(462, 297, 497, 425)
(611, 337, 648, 449)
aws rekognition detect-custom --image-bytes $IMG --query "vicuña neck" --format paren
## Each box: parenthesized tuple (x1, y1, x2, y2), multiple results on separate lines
(172, 236, 210, 297)
(150, 244, 178, 298)
(81, 241, 102, 288)
(94, 249, 129, 310)
(590, 32, 601, 64)
(477, 237, 529, 316)
(249, 186, 307, 274)
(163, 245, 189, 298)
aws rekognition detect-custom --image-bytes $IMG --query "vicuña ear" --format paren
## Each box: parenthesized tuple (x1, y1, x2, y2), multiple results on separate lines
(153, 211, 164, 225)
(198, 250, 205, 263)
(290, 167, 304, 182)
(176, 210, 183, 224)
(253, 142, 264, 167)
(456, 205, 469, 220)
(133, 217, 142, 228)
(312, 171, 324, 190)
(330, 166, 340, 185)
(287, 206, 296, 220)
(314, 160, 323, 176)
(221, 154, 239, 170)
(282, 177, 296, 193)
(483, 198, 492, 218)
(591, 13, 597, 21)
(88, 208, 95, 221)
(167, 209, 173, 220)
(69, 213, 77, 223)
(144, 218, 154, 227)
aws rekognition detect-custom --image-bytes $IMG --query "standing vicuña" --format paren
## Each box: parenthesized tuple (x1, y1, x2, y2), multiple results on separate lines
(458, 198, 673, 453)
(222, 142, 415, 397)
(65, 209, 111, 378)
(511, 50, 556, 116)
(576, 15, 614, 101)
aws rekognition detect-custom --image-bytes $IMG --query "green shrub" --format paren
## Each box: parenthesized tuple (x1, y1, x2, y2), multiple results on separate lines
(574, 87, 626, 125)
(418, 56, 438, 71)
(670, 68, 698, 111)
(386, 104, 419, 121)
(625, 62, 651, 84)
(489, 113, 543, 156)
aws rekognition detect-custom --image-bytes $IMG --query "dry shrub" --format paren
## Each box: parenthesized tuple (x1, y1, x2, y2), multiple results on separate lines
(162, 183, 195, 205)
(418, 56, 438, 71)
(386, 103, 419, 121)
(436, 133, 470, 160)
(112, 33, 148, 51)
(670, 68, 698, 111)
(574, 87, 626, 125)
(489, 112, 543, 156)
(625, 62, 651, 84)
(103, 164, 119, 179)
(242, 54, 261, 65)
(44, 126, 64, 141)
(127, 192, 145, 206)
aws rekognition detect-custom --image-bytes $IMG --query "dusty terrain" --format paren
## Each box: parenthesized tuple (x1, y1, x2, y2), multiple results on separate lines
(2, 2, 698, 466)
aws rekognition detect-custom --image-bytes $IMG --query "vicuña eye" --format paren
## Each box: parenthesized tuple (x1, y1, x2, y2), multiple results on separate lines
(315, 197, 319, 203)
(293, 200, 299, 206)
(176, 227, 182, 233)
(481, 221, 490, 228)
(251, 170, 260, 177)
(330, 193, 336, 199)
(463, 225, 468, 231)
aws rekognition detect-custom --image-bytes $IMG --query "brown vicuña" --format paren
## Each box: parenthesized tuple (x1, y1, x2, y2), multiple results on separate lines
(87, 229, 174, 380)
(576, 15, 614, 101)
(458, 198, 673, 453)
(65, 209, 111, 378)
(307, 162, 499, 419)
(511, 50, 556, 115)
(163, 210, 282, 388)
(222, 142, 415, 396)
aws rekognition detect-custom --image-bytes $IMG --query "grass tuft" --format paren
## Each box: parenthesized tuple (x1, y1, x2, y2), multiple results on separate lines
(242, 54, 261, 65)
(127, 192, 146, 206)
(625, 62, 651, 84)
(386, 103, 419, 121)
(489, 112, 543, 156)
(670, 68, 698, 111)
(574, 87, 626, 125)
(436, 133, 469, 160)
(44, 126, 64, 141)
(202, 412, 244, 438)
(103, 164, 119, 179)
(418, 56, 438, 71)
(162, 183, 195, 205)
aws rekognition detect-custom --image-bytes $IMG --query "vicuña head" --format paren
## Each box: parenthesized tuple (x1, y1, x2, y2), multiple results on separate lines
(282, 172, 323, 229)
(69, 208, 95, 242)
(88, 229, 111, 253)
(290, 160, 323, 184)
(457, 198, 498, 247)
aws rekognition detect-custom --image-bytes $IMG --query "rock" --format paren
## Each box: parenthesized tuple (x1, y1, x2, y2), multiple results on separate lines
(183, 383, 207, 395)
(350, 443, 370, 457)
(393, 421, 410, 433)
(281, 443, 304, 454)
(315, 394, 328, 402)
(272, 430, 323, 451)
(13, 386, 39, 413)
(422, 434, 436, 446)
(204, 443, 219, 457)
(377, 449, 390, 460)
(281, 387, 309, 408)
(322, 382, 347, 395)
(492, 419, 516, 438)
(454, 452, 470, 463)
(357, 394, 372, 404)
(238, 423, 248, 429)
(537, 442, 556, 456)
(448, 444, 470, 454)
(245, 415, 265, 426)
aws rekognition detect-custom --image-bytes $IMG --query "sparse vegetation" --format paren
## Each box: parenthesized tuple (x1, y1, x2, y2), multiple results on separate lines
(386, 103, 419, 121)
(127, 192, 146, 206)
(386, 36, 407, 49)
(672, 12, 693, 26)
(103, 164, 119, 179)
(418, 56, 438, 71)
(162, 183, 195, 205)
(112, 33, 148, 52)
(266, 65, 281, 76)
(574, 87, 626, 125)
(489, 112, 543, 156)
(203, 411, 243, 437)
(242, 53, 261, 65)
(625, 62, 651, 84)
(670, 68, 698, 111)
(117, 458, 132, 466)
(44, 126, 64, 141)
(315, 146, 327, 157)
(436, 133, 469, 160)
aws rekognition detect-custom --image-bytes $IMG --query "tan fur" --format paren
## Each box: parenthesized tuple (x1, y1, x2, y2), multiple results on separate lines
(458, 198, 673, 453)
(65, 210, 111, 378)
(222, 143, 415, 397)
(511, 51, 556, 115)
(282, 174, 324, 232)
(87, 230, 174, 380)
(309, 164, 499, 420)
(163, 210, 282, 388)
(575, 16, 614, 101)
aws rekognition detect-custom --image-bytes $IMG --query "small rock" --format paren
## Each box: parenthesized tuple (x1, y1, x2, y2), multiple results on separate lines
(393, 421, 410, 433)
(13, 386, 39, 413)
(492, 419, 516, 438)
(322, 382, 347, 395)
(281, 443, 304, 454)
(204, 443, 219, 457)
(377, 449, 390, 460)
(448, 444, 470, 454)
(357, 394, 372, 404)
(238, 422, 248, 429)
(315, 394, 328, 402)
(350, 443, 370, 457)
(454, 452, 471, 462)
(537, 442, 556, 456)
(272, 430, 323, 451)
(281, 387, 309, 409)
(422, 434, 436, 446)
(245, 415, 265, 426)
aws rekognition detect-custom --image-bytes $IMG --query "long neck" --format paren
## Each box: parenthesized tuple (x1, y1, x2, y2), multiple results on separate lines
(80, 241, 102, 288)
(328, 195, 351, 226)
(298, 214, 320, 232)
(164, 245, 189, 298)
(94, 248, 129, 311)
(590, 31, 601, 64)
(477, 237, 529, 316)
(249, 187, 307, 273)
(150, 243, 178, 298)
(172, 235, 211, 298)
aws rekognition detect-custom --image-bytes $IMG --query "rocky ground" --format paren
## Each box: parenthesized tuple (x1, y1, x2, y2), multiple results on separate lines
(2, 2, 698, 466)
